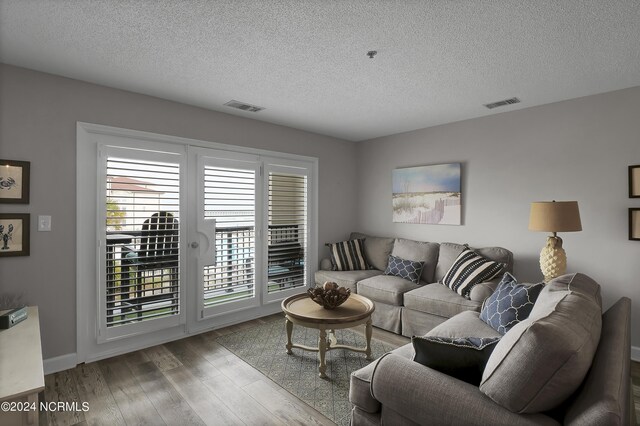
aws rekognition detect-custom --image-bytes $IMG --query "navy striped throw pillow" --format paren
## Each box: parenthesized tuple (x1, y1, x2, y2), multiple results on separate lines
(442, 248, 505, 298)
(326, 239, 368, 271)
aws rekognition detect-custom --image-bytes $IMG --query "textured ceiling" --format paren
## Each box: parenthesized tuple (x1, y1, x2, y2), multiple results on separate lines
(1, 1, 640, 141)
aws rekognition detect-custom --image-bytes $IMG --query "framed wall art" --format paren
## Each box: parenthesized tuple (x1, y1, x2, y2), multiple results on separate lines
(392, 163, 461, 225)
(630, 208, 640, 241)
(0, 213, 30, 257)
(630, 165, 640, 198)
(0, 159, 30, 204)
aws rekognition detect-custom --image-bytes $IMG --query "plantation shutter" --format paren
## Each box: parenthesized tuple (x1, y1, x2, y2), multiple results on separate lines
(267, 171, 308, 293)
(202, 165, 256, 307)
(104, 154, 181, 328)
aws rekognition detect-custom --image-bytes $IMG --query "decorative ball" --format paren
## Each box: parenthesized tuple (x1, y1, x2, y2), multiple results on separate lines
(307, 282, 351, 309)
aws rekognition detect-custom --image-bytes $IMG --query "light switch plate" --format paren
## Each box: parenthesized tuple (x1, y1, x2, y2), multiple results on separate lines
(38, 215, 52, 231)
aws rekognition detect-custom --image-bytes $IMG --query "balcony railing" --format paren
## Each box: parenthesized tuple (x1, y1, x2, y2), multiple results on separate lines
(106, 224, 305, 322)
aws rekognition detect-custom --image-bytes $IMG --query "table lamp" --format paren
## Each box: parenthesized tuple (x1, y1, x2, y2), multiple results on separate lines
(528, 201, 582, 282)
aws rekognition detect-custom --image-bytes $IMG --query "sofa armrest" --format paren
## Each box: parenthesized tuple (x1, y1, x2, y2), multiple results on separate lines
(469, 277, 501, 302)
(370, 354, 559, 426)
(319, 257, 333, 271)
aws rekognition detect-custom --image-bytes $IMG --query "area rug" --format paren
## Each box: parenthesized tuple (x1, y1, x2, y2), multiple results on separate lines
(216, 316, 397, 425)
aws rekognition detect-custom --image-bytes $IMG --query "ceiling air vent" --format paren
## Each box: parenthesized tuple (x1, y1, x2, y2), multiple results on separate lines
(224, 100, 265, 112)
(484, 97, 520, 109)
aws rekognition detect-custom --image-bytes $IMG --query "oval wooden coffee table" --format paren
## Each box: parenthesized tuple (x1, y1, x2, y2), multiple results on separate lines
(281, 293, 375, 378)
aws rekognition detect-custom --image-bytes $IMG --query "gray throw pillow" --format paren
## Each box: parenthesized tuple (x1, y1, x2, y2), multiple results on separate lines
(480, 273, 602, 413)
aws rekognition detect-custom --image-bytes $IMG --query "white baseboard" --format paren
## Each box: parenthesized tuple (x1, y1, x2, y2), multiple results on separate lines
(43, 353, 78, 375)
(39, 345, 640, 375)
(632, 346, 640, 362)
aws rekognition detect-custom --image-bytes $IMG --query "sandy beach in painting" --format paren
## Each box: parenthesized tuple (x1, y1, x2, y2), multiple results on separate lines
(392, 191, 460, 224)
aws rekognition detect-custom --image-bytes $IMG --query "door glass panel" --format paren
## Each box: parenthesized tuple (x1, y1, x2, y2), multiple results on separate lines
(267, 172, 307, 293)
(202, 166, 256, 307)
(105, 156, 180, 327)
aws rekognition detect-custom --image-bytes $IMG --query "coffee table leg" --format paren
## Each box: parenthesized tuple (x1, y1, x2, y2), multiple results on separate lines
(328, 329, 337, 348)
(318, 328, 327, 378)
(285, 318, 293, 355)
(365, 318, 373, 360)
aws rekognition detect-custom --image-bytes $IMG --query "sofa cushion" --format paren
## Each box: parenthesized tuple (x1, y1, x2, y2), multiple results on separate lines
(479, 272, 544, 335)
(326, 238, 368, 271)
(435, 242, 513, 283)
(357, 275, 421, 306)
(314, 269, 382, 293)
(391, 238, 439, 283)
(384, 254, 425, 284)
(441, 248, 505, 298)
(468, 277, 501, 303)
(349, 343, 414, 414)
(480, 273, 602, 413)
(404, 283, 482, 318)
(426, 310, 503, 340)
(351, 232, 395, 271)
(412, 336, 500, 385)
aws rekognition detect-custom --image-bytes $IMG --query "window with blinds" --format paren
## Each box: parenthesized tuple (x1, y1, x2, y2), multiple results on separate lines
(267, 172, 307, 293)
(105, 157, 180, 327)
(202, 166, 256, 307)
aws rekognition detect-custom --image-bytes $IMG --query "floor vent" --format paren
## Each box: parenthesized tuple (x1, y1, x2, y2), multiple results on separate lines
(484, 97, 520, 109)
(224, 100, 265, 112)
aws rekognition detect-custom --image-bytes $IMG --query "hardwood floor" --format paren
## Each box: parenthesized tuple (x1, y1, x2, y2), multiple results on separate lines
(41, 314, 640, 426)
(41, 314, 407, 426)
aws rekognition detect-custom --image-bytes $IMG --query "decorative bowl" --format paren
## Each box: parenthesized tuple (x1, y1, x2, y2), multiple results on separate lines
(307, 281, 351, 309)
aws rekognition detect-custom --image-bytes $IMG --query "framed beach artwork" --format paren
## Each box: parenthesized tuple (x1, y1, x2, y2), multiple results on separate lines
(0, 159, 30, 204)
(392, 163, 461, 225)
(0, 213, 30, 257)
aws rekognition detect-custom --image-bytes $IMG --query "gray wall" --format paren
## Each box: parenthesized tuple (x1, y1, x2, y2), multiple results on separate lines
(0, 64, 359, 359)
(356, 87, 640, 350)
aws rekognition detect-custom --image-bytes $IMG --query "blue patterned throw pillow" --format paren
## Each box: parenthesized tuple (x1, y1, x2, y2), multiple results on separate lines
(384, 254, 425, 284)
(412, 336, 501, 385)
(480, 272, 545, 335)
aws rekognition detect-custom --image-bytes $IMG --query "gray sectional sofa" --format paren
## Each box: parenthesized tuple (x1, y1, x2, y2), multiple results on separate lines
(349, 273, 632, 425)
(315, 232, 513, 336)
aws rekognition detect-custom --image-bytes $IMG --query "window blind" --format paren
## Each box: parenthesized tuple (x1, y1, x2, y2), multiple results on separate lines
(105, 157, 180, 327)
(267, 172, 307, 293)
(203, 166, 256, 307)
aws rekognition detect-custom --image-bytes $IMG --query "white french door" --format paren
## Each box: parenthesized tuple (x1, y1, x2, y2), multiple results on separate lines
(97, 142, 186, 343)
(262, 159, 311, 304)
(78, 123, 317, 361)
(191, 151, 314, 318)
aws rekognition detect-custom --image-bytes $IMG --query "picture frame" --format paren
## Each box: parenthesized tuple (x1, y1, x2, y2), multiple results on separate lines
(0, 213, 30, 257)
(629, 165, 640, 198)
(0, 159, 30, 204)
(392, 163, 462, 225)
(630, 208, 640, 241)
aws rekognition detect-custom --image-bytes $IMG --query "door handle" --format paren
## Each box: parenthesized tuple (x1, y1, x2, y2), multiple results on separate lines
(190, 241, 199, 249)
